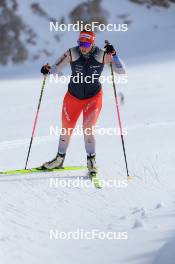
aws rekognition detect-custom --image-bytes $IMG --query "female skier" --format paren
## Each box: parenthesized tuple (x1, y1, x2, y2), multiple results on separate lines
(40, 30, 125, 174)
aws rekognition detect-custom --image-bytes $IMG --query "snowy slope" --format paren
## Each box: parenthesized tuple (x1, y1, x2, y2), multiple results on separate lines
(0, 56, 175, 263)
(1, 0, 175, 78)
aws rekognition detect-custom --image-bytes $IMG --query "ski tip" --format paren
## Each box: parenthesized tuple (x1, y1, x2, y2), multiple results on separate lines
(127, 175, 134, 181)
(93, 181, 102, 189)
(89, 172, 102, 189)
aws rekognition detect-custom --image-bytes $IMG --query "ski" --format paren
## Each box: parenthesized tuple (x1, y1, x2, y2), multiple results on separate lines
(0, 167, 102, 188)
(89, 171, 102, 189)
(0, 166, 86, 175)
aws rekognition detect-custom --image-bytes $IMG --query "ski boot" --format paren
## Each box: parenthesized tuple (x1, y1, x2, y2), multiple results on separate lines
(87, 154, 101, 188)
(41, 153, 65, 169)
(87, 154, 97, 174)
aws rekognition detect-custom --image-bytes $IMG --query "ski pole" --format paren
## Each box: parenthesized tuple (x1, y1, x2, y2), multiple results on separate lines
(106, 43, 131, 179)
(24, 75, 47, 169)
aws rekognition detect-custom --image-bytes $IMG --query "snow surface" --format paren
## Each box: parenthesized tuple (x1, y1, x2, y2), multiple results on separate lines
(1, 55, 175, 264)
(0, 0, 175, 264)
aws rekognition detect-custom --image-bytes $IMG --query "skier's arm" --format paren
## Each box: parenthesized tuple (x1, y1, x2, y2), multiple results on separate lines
(103, 42, 126, 74)
(50, 50, 71, 75)
(104, 52, 126, 74)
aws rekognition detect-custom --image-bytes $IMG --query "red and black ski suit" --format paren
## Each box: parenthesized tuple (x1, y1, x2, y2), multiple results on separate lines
(50, 45, 125, 155)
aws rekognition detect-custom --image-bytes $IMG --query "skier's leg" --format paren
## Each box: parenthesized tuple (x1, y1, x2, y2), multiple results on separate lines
(42, 91, 83, 169)
(57, 91, 83, 155)
(83, 90, 102, 173)
(83, 90, 102, 155)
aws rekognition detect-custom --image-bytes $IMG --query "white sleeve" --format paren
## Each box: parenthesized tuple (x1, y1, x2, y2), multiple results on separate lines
(50, 50, 71, 75)
(112, 54, 126, 74)
(104, 53, 126, 74)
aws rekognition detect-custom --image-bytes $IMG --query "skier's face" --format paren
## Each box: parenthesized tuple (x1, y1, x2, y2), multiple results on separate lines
(79, 44, 93, 54)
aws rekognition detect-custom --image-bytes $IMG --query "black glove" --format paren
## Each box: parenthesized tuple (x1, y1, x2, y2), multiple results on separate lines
(104, 41, 116, 56)
(41, 63, 51, 75)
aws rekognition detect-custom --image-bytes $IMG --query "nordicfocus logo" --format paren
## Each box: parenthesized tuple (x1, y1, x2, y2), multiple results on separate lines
(49, 73, 128, 85)
(49, 229, 128, 240)
(49, 178, 128, 189)
(49, 125, 128, 137)
(50, 21, 128, 32)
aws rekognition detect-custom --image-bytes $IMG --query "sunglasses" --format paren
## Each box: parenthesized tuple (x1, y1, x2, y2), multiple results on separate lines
(78, 41, 91, 48)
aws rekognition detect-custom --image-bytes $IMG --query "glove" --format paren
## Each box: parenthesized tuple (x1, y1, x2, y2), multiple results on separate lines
(41, 63, 51, 75)
(104, 41, 116, 56)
